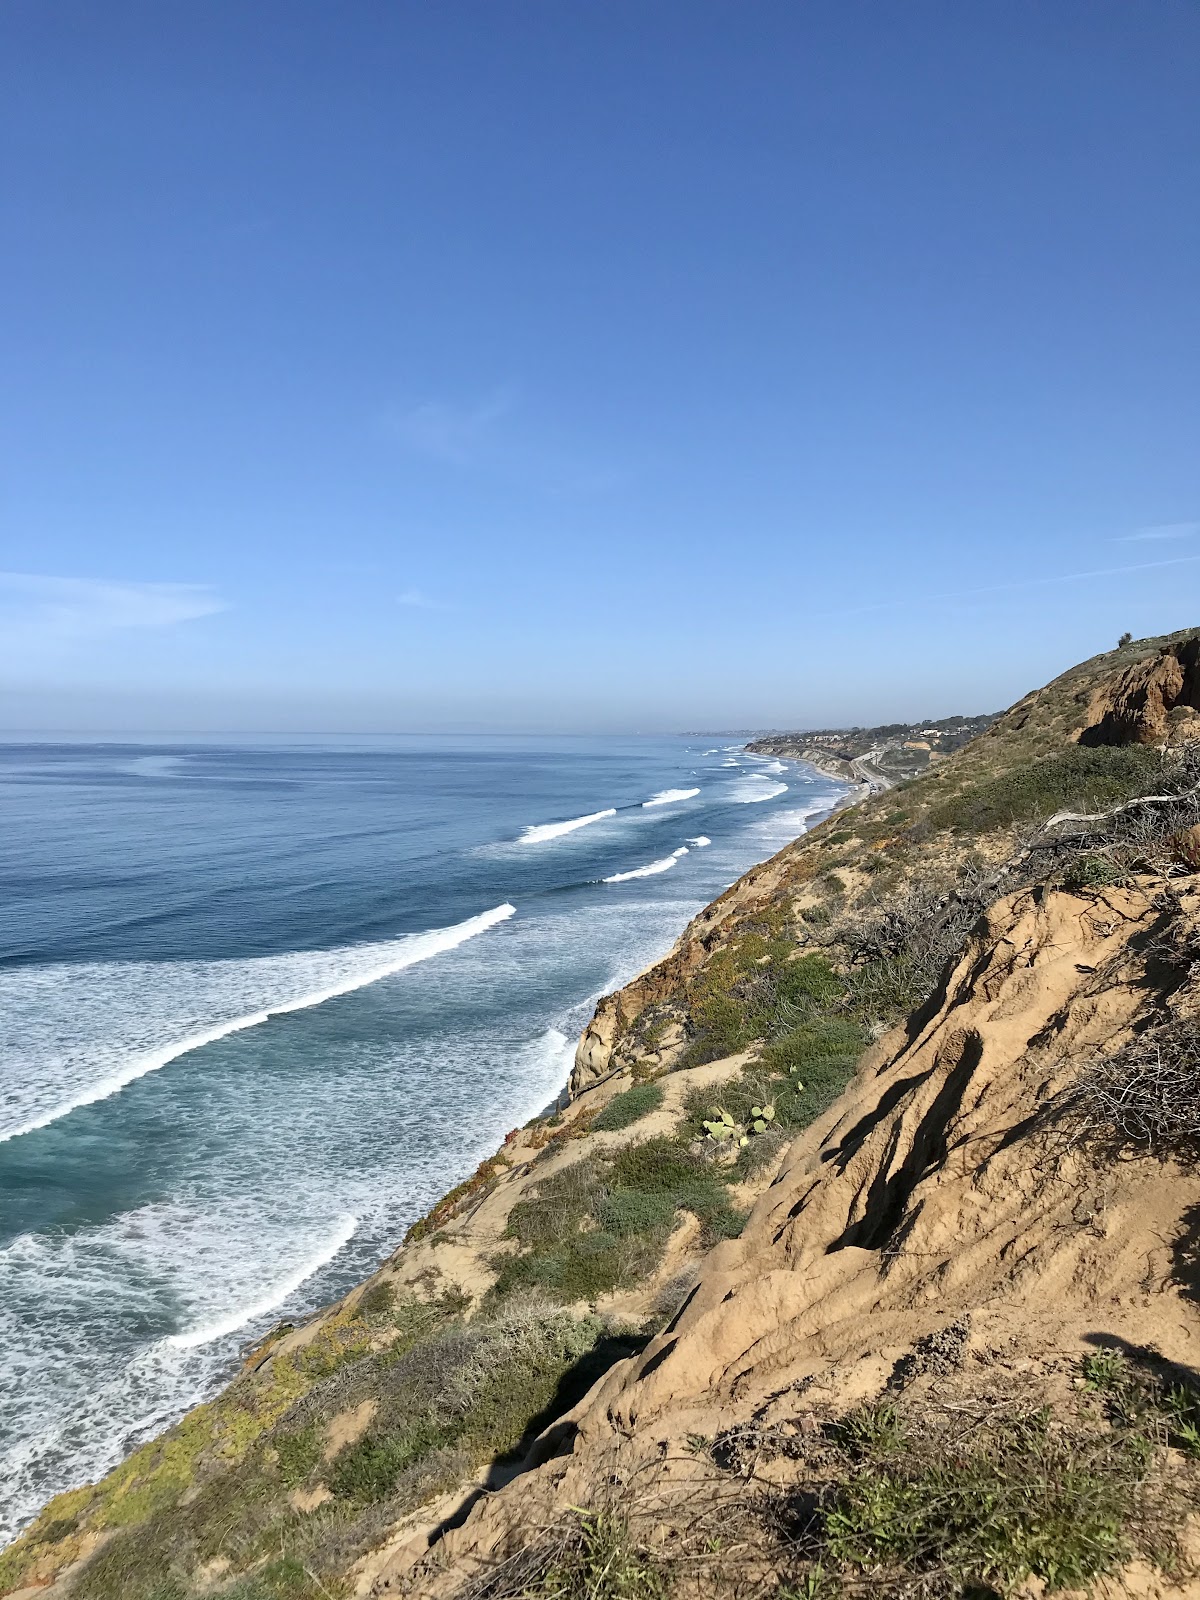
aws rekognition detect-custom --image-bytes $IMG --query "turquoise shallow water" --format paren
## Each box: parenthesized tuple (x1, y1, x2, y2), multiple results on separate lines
(0, 733, 843, 1538)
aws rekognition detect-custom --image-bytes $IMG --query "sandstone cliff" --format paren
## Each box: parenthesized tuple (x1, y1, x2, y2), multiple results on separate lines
(393, 877, 1200, 1599)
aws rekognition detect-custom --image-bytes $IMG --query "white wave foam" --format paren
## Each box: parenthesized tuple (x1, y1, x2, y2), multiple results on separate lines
(123, 754, 185, 778)
(603, 846, 688, 883)
(518, 808, 616, 843)
(517, 1026, 577, 1113)
(0, 904, 516, 1145)
(687, 836, 711, 847)
(166, 1214, 358, 1347)
(730, 778, 789, 804)
(642, 788, 700, 807)
(763, 759, 786, 774)
(721, 759, 740, 767)
(0, 890, 766, 1544)
(753, 802, 833, 842)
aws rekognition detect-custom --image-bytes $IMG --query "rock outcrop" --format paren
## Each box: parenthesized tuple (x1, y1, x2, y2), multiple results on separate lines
(1082, 637, 1200, 746)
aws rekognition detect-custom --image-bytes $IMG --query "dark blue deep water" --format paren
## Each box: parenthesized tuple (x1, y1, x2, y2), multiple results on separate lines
(0, 734, 843, 1536)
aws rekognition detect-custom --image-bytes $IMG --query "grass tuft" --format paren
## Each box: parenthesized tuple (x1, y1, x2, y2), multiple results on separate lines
(459, 1507, 668, 1599)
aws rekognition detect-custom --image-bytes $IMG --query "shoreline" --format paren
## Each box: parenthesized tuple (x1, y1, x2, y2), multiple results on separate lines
(0, 751, 853, 1546)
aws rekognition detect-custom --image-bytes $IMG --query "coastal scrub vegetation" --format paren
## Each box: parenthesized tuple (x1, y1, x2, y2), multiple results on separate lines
(491, 1136, 745, 1305)
(929, 742, 1162, 834)
(680, 1026, 864, 1181)
(802, 1379, 1195, 1597)
(47, 1291, 621, 1600)
(679, 941, 851, 1068)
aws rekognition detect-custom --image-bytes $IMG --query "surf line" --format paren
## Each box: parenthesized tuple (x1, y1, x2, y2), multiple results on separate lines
(0, 903, 517, 1146)
(165, 1214, 360, 1349)
(517, 809, 617, 843)
(519, 786, 702, 843)
(603, 846, 689, 883)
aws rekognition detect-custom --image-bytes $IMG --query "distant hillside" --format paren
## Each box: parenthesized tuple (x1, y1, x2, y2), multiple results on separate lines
(747, 712, 996, 788)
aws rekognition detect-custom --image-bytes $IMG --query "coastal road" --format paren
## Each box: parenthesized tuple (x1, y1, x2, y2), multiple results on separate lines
(849, 747, 895, 793)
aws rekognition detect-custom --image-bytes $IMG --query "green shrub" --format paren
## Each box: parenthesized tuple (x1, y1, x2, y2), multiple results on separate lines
(274, 1425, 322, 1488)
(681, 942, 846, 1067)
(932, 745, 1162, 834)
(495, 1137, 745, 1305)
(680, 1014, 865, 1181)
(597, 1188, 678, 1237)
(505, 1158, 606, 1249)
(592, 1082, 664, 1133)
(357, 1280, 396, 1320)
(762, 1016, 865, 1077)
(328, 1418, 449, 1504)
(222, 1555, 344, 1599)
(1063, 852, 1124, 891)
(1077, 1351, 1200, 1462)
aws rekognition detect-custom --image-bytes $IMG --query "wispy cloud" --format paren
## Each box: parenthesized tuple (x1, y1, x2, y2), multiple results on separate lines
(382, 388, 517, 466)
(397, 587, 442, 610)
(0, 573, 226, 661)
(379, 387, 619, 495)
(1117, 521, 1200, 543)
(810, 554, 1200, 621)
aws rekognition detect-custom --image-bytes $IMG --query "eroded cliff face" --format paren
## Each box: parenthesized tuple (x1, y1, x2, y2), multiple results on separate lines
(1081, 638, 1200, 747)
(385, 878, 1200, 1597)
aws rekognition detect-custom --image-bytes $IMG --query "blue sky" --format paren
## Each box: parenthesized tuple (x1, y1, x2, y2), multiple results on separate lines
(3, 1, 1198, 733)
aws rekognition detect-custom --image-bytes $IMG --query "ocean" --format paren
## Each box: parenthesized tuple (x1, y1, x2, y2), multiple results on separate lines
(0, 734, 843, 1539)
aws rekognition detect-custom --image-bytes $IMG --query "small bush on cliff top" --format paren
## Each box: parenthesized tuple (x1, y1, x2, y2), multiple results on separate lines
(822, 1406, 1137, 1593)
(765, 1381, 1193, 1600)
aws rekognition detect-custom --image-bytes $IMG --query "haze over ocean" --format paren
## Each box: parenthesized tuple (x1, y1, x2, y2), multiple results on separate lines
(0, 734, 843, 1539)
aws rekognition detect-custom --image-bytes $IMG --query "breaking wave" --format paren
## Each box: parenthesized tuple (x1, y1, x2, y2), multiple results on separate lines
(0, 904, 517, 1146)
(518, 809, 617, 843)
(166, 1214, 359, 1348)
(730, 778, 788, 804)
(603, 847, 689, 883)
